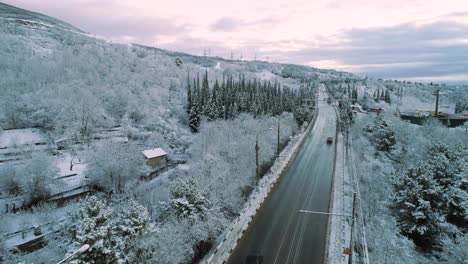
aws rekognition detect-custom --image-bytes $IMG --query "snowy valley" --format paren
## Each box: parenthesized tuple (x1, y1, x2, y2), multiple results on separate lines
(0, 2, 468, 264)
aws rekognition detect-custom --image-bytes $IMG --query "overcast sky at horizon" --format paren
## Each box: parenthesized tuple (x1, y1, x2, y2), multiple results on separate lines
(4, 0, 468, 82)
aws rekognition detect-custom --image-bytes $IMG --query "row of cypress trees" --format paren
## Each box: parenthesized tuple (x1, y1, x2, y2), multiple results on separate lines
(186, 71, 317, 132)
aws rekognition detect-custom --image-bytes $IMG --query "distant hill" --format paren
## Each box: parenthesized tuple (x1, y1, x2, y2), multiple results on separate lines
(0, 2, 82, 32)
(0, 1, 361, 136)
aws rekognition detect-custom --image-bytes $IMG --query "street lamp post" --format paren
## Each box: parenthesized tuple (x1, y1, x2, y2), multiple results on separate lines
(57, 244, 90, 264)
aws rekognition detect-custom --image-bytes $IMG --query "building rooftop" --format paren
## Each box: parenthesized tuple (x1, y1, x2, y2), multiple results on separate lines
(142, 148, 167, 159)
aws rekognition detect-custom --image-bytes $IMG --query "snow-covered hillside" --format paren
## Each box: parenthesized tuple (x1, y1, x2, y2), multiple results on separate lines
(0, 2, 81, 33)
(1, 2, 466, 263)
(0, 2, 348, 263)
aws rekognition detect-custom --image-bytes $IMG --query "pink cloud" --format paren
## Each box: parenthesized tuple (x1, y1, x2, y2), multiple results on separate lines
(3, 0, 468, 81)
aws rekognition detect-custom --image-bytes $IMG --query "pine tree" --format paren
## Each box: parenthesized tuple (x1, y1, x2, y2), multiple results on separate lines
(445, 181, 468, 227)
(170, 179, 208, 221)
(189, 105, 201, 133)
(72, 196, 114, 264)
(384, 89, 391, 104)
(185, 73, 317, 127)
(371, 117, 396, 152)
(231, 102, 239, 118)
(201, 70, 210, 114)
(394, 164, 444, 249)
(71, 196, 148, 264)
(352, 87, 358, 104)
(113, 200, 149, 247)
(186, 73, 192, 115)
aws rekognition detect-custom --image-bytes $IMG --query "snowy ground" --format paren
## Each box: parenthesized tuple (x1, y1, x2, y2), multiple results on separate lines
(254, 70, 276, 80)
(1, 203, 74, 251)
(51, 153, 87, 193)
(0, 128, 47, 149)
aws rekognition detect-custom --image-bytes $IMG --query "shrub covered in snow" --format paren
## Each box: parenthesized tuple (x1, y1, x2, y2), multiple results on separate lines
(353, 104, 468, 262)
(364, 116, 396, 152)
(393, 143, 468, 250)
(87, 141, 147, 193)
(71, 195, 149, 264)
(170, 178, 208, 220)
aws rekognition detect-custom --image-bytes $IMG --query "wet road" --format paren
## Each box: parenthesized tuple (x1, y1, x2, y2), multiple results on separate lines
(228, 88, 337, 264)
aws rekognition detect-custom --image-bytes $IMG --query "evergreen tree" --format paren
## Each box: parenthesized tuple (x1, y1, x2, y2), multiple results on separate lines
(186, 73, 192, 114)
(72, 196, 114, 264)
(384, 89, 391, 104)
(71, 196, 149, 264)
(189, 105, 201, 133)
(352, 87, 358, 104)
(394, 143, 468, 249)
(367, 117, 396, 152)
(394, 164, 444, 249)
(185, 73, 317, 128)
(455, 101, 468, 113)
(170, 178, 208, 221)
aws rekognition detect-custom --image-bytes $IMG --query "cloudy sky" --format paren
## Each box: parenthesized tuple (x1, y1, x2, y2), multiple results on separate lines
(5, 0, 468, 82)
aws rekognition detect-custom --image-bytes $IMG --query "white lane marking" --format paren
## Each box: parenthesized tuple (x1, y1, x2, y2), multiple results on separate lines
(284, 113, 325, 263)
(272, 114, 324, 264)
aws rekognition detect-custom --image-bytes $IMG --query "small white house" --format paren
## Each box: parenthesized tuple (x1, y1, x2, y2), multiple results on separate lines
(142, 148, 167, 169)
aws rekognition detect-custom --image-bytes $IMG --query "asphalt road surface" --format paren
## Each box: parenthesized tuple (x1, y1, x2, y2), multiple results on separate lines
(228, 88, 337, 264)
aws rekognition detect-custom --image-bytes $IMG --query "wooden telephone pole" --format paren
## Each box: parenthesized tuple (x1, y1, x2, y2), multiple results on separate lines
(349, 192, 357, 264)
(255, 135, 260, 178)
(434, 89, 440, 117)
(277, 119, 280, 157)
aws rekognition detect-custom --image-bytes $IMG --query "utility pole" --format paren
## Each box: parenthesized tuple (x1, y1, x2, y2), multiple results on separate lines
(277, 118, 280, 157)
(349, 192, 357, 264)
(434, 89, 440, 117)
(255, 135, 260, 178)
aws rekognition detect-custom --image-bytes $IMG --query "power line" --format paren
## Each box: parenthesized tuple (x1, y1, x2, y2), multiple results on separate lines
(348, 135, 370, 264)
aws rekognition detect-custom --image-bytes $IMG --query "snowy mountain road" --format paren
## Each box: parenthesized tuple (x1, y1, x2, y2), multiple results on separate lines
(227, 89, 337, 264)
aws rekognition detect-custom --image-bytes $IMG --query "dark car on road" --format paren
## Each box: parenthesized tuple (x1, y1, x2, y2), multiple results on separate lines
(326, 137, 333, 144)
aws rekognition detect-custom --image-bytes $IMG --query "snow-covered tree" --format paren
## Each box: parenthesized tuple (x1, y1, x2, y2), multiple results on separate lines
(170, 178, 209, 220)
(445, 180, 468, 227)
(110, 200, 150, 262)
(0, 163, 22, 195)
(71, 196, 149, 264)
(455, 101, 468, 114)
(185, 71, 317, 127)
(394, 143, 468, 249)
(384, 89, 391, 104)
(23, 153, 58, 205)
(114, 200, 149, 241)
(71, 196, 114, 264)
(365, 117, 396, 152)
(87, 141, 147, 193)
(188, 105, 201, 133)
(393, 164, 445, 249)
